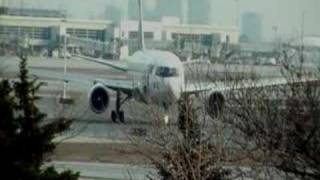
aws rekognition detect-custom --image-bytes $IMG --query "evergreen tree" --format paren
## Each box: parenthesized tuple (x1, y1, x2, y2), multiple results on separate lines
(0, 54, 79, 180)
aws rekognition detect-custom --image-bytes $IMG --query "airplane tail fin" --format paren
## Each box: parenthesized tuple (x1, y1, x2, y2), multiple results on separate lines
(138, 0, 145, 51)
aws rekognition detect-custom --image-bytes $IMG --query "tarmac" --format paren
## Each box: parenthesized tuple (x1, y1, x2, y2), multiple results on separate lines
(0, 55, 294, 179)
(0, 55, 290, 142)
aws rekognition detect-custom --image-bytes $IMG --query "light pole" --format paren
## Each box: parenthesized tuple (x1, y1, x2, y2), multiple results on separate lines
(62, 34, 68, 100)
(60, 33, 74, 107)
(272, 25, 279, 50)
(300, 10, 306, 45)
(272, 25, 278, 41)
(138, 0, 145, 50)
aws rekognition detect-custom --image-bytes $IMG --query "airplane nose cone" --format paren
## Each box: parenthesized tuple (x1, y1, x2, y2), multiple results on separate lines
(166, 79, 182, 101)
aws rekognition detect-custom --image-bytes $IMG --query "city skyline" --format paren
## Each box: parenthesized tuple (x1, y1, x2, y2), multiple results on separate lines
(1, 0, 319, 41)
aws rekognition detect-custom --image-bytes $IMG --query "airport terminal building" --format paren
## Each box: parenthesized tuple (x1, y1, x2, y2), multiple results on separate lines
(0, 7, 113, 55)
(0, 6, 239, 57)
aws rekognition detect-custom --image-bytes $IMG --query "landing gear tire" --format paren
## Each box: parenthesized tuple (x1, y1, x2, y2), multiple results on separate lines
(119, 111, 125, 123)
(111, 111, 117, 123)
(111, 91, 129, 124)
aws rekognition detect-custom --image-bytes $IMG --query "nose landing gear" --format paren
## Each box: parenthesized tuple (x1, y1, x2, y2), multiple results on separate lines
(111, 110, 125, 123)
(111, 90, 130, 123)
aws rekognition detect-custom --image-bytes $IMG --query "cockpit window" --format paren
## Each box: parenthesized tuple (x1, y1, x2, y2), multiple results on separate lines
(155, 66, 178, 77)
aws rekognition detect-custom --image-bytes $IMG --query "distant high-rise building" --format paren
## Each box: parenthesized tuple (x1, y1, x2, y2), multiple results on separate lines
(105, 5, 122, 22)
(128, 0, 160, 21)
(113, 0, 217, 25)
(180, 0, 188, 24)
(188, 0, 211, 25)
(105, 0, 128, 22)
(241, 12, 262, 42)
(126, 0, 184, 22)
(0, 0, 8, 7)
(0, 6, 66, 18)
(120, 0, 129, 21)
(157, 0, 181, 20)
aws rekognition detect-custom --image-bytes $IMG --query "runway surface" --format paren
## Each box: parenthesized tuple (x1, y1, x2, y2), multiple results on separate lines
(48, 161, 155, 180)
(48, 161, 285, 180)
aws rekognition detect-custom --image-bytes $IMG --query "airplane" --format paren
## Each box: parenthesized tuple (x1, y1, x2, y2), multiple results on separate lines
(31, 0, 313, 124)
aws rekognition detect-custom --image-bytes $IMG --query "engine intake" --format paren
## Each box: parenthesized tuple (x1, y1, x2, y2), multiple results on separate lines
(88, 84, 110, 114)
(206, 92, 225, 119)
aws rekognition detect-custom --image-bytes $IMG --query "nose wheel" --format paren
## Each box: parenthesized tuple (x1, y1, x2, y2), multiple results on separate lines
(111, 110, 125, 123)
(110, 90, 128, 123)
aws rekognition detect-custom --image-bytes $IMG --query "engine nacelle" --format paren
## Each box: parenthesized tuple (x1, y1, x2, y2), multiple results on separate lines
(88, 83, 110, 114)
(206, 92, 225, 119)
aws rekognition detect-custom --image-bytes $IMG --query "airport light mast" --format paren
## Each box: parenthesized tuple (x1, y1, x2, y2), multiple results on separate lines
(138, 0, 145, 51)
(60, 34, 73, 105)
(63, 34, 67, 100)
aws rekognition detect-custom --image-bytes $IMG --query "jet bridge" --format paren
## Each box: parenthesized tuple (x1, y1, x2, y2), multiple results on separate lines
(66, 35, 128, 59)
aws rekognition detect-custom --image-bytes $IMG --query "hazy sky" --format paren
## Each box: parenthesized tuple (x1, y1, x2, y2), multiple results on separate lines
(3, 0, 319, 40)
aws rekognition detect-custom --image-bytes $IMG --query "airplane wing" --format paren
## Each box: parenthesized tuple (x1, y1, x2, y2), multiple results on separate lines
(182, 59, 211, 66)
(183, 77, 316, 94)
(74, 54, 128, 72)
(30, 69, 139, 93)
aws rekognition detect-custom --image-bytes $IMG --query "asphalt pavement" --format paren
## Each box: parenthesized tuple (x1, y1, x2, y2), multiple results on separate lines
(48, 161, 156, 180)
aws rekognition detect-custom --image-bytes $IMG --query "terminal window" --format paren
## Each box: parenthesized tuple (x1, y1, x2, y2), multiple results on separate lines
(0, 25, 49, 40)
(129, 31, 154, 40)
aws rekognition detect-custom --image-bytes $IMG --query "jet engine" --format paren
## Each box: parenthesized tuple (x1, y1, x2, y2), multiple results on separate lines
(206, 92, 225, 119)
(88, 83, 110, 114)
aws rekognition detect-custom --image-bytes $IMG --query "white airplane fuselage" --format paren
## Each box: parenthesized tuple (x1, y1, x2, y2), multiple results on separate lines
(124, 50, 185, 107)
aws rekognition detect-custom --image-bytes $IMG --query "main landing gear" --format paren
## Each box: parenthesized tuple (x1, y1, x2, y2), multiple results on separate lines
(111, 91, 129, 123)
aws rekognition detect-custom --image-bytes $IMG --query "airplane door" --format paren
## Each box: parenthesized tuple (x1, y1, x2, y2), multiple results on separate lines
(142, 71, 149, 95)
(148, 65, 163, 101)
(138, 65, 161, 104)
(141, 65, 153, 100)
(148, 66, 157, 94)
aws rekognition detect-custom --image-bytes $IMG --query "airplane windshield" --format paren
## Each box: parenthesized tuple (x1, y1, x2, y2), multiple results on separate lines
(156, 66, 178, 78)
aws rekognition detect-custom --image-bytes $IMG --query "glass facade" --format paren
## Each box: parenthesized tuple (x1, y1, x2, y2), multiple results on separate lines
(129, 31, 154, 39)
(67, 28, 105, 41)
(0, 25, 50, 40)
